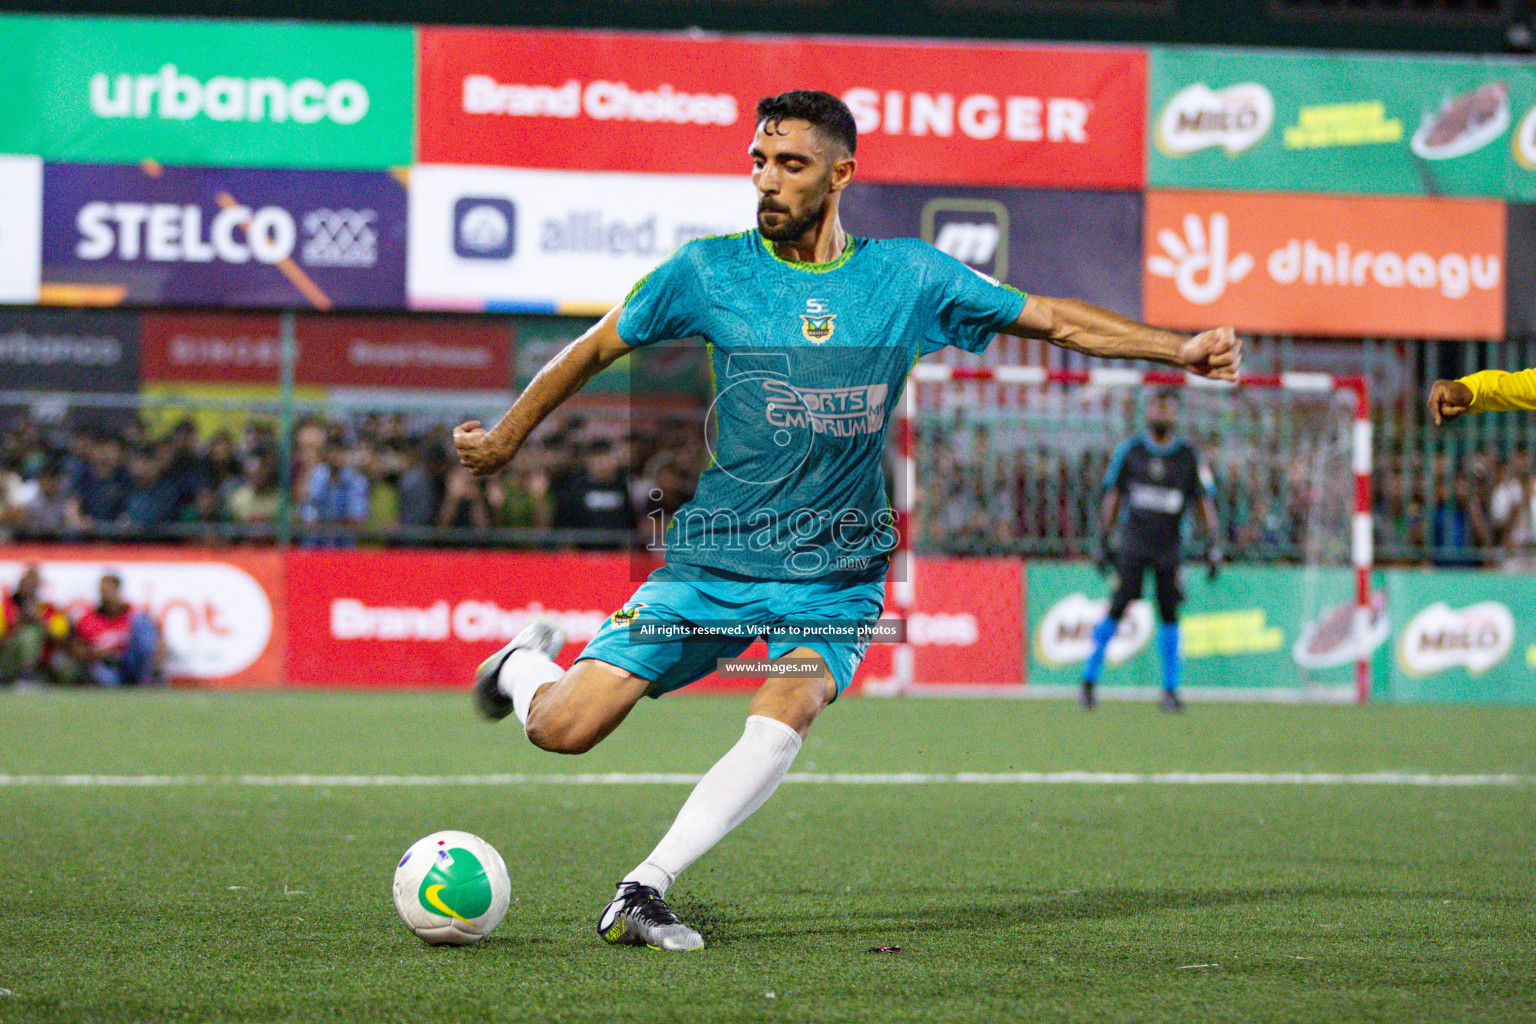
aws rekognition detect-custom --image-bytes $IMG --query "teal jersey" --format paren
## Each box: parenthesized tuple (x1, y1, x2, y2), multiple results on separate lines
(618, 230, 1026, 581)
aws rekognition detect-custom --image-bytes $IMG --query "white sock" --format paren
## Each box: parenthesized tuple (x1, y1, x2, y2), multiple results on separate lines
(622, 715, 802, 896)
(497, 649, 563, 727)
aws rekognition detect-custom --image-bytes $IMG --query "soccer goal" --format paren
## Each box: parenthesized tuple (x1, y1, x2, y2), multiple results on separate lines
(873, 364, 1374, 703)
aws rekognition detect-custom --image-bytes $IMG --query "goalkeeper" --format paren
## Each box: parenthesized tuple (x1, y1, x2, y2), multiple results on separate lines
(1081, 389, 1221, 712)
(1429, 368, 1536, 424)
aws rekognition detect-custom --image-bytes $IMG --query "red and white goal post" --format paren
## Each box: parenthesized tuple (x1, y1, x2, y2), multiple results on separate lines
(878, 364, 1373, 703)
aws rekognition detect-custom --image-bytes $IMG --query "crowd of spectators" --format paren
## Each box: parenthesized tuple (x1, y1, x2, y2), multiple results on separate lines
(1, 407, 1531, 566)
(0, 564, 162, 688)
(0, 411, 706, 548)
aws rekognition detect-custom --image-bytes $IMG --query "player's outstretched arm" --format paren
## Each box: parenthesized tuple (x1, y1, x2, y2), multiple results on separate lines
(1003, 295, 1241, 381)
(453, 305, 635, 477)
(1428, 379, 1475, 426)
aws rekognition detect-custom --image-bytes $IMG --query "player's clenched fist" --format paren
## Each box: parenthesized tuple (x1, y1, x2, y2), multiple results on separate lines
(453, 420, 513, 477)
(1428, 379, 1474, 426)
(1179, 326, 1241, 382)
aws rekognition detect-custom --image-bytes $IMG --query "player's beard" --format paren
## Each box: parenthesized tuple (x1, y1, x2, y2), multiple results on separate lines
(757, 196, 826, 243)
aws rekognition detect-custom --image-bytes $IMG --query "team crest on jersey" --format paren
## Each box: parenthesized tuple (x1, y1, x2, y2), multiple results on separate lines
(610, 603, 647, 625)
(1150, 458, 1165, 480)
(799, 297, 836, 344)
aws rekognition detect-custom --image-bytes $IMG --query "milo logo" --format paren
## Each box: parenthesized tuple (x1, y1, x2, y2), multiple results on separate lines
(89, 64, 370, 125)
(417, 847, 493, 923)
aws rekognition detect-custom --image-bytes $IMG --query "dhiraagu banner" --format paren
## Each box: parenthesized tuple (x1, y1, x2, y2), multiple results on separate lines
(1149, 46, 1536, 200)
(0, 14, 413, 169)
(1027, 562, 1373, 697)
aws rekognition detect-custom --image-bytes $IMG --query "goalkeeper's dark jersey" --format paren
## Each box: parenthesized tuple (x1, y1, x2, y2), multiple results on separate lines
(1103, 433, 1210, 555)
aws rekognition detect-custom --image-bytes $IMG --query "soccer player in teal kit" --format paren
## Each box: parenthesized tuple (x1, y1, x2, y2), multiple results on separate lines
(453, 91, 1241, 950)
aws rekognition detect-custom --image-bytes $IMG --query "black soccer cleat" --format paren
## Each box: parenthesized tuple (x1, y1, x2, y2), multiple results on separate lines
(597, 882, 704, 951)
(472, 616, 567, 721)
(1158, 689, 1185, 713)
(1079, 680, 1097, 710)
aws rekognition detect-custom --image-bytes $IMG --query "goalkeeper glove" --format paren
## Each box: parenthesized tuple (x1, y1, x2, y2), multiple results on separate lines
(1206, 546, 1223, 581)
(1092, 538, 1113, 577)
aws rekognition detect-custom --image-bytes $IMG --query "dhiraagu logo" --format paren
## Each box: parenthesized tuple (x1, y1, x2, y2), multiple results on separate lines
(417, 848, 494, 922)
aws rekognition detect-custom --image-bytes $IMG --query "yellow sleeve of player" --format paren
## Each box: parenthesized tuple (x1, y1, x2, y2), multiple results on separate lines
(1459, 368, 1536, 413)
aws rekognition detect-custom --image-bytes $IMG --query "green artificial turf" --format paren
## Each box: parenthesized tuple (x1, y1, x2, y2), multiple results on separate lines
(1, 691, 1533, 1024)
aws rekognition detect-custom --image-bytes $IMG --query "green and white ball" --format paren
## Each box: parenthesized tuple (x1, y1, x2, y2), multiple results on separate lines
(392, 830, 511, 946)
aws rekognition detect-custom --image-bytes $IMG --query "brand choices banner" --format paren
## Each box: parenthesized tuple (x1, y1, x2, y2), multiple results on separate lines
(418, 28, 1146, 190)
(1385, 569, 1536, 704)
(1150, 47, 1536, 201)
(0, 14, 414, 170)
(1144, 190, 1505, 339)
(840, 185, 1143, 316)
(41, 162, 407, 310)
(408, 165, 758, 312)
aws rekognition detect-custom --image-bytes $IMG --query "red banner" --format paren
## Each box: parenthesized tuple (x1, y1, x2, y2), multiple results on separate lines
(140, 311, 513, 389)
(417, 28, 1145, 190)
(284, 549, 1022, 691)
(0, 546, 286, 687)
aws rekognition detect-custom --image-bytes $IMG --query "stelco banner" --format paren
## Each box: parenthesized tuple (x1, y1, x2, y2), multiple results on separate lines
(417, 28, 1146, 190)
(1149, 46, 1536, 201)
(1144, 190, 1505, 339)
(0, 14, 414, 170)
(407, 165, 758, 312)
(41, 163, 407, 310)
(840, 185, 1143, 317)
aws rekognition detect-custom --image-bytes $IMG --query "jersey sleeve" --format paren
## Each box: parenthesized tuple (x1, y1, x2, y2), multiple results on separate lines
(1102, 439, 1134, 493)
(1460, 368, 1536, 413)
(916, 245, 1027, 356)
(615, 243, 709, 348)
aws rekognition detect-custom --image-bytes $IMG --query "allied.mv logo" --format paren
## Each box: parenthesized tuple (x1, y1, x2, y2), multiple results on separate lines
(454, 197, 516, 260)
(800, 297, 836, 344)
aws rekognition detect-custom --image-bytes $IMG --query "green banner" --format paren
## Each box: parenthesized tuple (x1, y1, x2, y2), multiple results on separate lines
(1027, 562, 1369, 694)
(0, 14, 413, 169)
(1149, 46, 1536, 200)
(1383, 568, 1536, 704)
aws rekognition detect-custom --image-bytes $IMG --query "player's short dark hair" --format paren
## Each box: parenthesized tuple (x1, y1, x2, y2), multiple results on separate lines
(1150, 387, 1182, 405)
(755, 91, 857, 156)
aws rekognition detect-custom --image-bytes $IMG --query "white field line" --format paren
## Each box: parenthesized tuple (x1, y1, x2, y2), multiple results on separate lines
(0, 771, 1528, 788)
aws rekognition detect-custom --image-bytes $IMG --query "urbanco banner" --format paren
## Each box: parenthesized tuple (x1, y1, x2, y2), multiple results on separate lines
(1150, 46, 1536, 200)
(0, 14, 414, 170)
(839, 185, 1142, 317)
(407, 165, 757, 313)
(1143, 190, 1505, 340)
(417, 28, 1145, 190)
(41, 162, 407, 310)
(0, 546, 286, 686)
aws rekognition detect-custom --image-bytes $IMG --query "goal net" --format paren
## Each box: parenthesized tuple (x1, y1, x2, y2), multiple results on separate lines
(878, 366, 1375, 702)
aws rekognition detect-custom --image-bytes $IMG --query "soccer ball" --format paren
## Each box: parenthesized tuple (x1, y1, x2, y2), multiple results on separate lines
(392, 830, 511, 946)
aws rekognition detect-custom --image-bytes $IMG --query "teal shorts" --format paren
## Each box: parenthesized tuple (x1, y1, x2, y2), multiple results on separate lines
(576, 562, 887, 698)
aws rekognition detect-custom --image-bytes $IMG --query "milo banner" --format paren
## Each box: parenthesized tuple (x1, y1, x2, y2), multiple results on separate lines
(1384, 569, 1536, 704)
(1149, 46, 1536, 200)
(1027, 562, 1375, 697)
(0, 14, 413, 170)
(41, 162, 407, 310)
